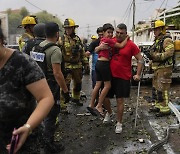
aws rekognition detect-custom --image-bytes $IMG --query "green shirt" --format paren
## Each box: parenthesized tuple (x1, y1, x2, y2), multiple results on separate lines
(40, 40, 62, 71)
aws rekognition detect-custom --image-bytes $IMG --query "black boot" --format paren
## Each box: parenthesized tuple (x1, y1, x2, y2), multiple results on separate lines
(149, 107, 160, 113)
(156, 111, 171, 117)
(72, 98, 83, 106)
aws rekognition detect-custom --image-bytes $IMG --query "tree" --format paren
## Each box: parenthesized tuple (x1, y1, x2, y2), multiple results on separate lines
(20, 7, 29, 18)
(35, 11, 64, 35)
(7, 7, 63, 35)
(8, 13, 23, 34)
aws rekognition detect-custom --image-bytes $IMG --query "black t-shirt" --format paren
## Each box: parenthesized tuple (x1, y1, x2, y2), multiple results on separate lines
(88, 38, 100, 53)
(0, 51, 45, 124)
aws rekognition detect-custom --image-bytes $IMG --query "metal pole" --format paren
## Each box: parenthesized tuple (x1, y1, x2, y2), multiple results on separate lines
(132, 0, 135, 42)
(134, 55, 145, 129)
(134, 79, 141, 128)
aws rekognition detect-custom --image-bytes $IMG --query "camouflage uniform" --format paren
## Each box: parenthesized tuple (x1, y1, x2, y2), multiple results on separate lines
(150, 34, 174, 114)
(0, 51, 44, 153)
(18, 32, 34, 51)
(59, 34, 89, 106)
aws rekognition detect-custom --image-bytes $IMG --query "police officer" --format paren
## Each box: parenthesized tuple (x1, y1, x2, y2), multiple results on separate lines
(18, 15, 38, 51)
(39, 22, 70, 153)
(58, 18, 89, 107)
(145, 20, 174, 117)
(22, 23, 46, 55)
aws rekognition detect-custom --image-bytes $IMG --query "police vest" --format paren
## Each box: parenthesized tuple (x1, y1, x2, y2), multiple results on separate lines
(30, 42, 59, 77)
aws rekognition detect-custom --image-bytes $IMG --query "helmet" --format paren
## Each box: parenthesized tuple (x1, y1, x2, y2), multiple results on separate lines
(21, 16, 38, 27)
(91, 35, 97, 39)
(63, 18, 79, 28)
(151, 20, 166, 34)
(33, 23, 45, 37)
(151, 20, 165, 29)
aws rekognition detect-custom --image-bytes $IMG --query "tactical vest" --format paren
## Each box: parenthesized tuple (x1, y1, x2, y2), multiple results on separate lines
(60, 35, 84, 64)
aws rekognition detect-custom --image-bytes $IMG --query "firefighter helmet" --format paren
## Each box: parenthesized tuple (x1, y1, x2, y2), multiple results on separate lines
(152, 20, 165, 29)
(21, 16, 38, 27)
(63, 18, 79, 28)
(91, 35, 97, 39)
(152, 20, 166, 34)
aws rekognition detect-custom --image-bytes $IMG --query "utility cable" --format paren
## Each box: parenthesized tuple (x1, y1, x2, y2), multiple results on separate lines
(155, 0, 167, 20)
(24, 0, 44, 11)
(122, 0, 134, 23)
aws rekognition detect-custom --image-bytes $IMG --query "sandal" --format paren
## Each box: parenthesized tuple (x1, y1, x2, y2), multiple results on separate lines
(94, 108, 105, 118)
(87, 107, 98, 116)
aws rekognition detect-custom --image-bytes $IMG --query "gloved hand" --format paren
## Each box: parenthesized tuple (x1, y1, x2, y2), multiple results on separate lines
(143, 50, 152, 60)
(62, 91, 70, 103)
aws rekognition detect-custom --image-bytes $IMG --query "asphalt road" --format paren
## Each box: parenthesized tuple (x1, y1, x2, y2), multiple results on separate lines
(55, 75, 180, 154)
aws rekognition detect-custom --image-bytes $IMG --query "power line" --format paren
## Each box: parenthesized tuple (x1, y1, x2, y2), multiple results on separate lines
(122, 0, 134, 23)
(155, 0, 167, 19)
(25, 0, 44, 11)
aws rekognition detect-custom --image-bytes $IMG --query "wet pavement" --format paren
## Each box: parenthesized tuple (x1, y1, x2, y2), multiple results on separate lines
(55, 75, 180, 154)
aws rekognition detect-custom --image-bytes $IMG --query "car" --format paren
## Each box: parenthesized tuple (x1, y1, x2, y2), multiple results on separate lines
(6, 44, 19, 50)
(131, 42, 153, 85)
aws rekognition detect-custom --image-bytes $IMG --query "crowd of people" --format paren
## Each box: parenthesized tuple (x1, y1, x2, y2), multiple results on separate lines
(0, 15, 174, 153)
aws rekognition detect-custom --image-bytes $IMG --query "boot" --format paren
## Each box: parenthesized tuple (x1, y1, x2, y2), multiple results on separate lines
(149, 107, 160, 113)
(155, 111, 171, 117)
(156, 105, 171, 117)
(72, 98, 83, 106)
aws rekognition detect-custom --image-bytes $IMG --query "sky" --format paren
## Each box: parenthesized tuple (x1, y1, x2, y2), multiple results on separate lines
(0, 0, 179, 38)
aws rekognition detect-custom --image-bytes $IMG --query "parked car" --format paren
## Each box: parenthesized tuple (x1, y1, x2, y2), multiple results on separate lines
(6, 44, 19, 50)
(131, 41, 153, 85)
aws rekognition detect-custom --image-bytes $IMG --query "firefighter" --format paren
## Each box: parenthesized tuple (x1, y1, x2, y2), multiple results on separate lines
(58, 18, 89, 108)
(22, 23, 46, 55)
(18, 15, 38, 51)
(144, 20, 174, 117)
(91, 35, 97, 40)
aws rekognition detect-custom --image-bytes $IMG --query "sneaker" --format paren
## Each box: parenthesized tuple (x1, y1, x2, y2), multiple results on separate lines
(103, 112, 111, 123)
(115, 122, 122, 134)
(44, 141, 64, 153)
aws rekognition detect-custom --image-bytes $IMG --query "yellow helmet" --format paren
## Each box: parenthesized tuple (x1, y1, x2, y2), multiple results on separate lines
(152, 20, 165, 28)
(151, 20, 166, 34)
(63, 18, 79, 28)
(91, 35, 97, 39)
(21, 16, 37, 27)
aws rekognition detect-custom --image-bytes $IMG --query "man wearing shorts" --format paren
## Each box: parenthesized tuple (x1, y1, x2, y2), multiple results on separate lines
(101, 23, 143, 133)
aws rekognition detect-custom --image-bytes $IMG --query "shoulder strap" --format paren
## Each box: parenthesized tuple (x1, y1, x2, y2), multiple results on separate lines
(159, 35, 172, 52)
(42, 42, 59, 51)
(75, 35, 83, 47)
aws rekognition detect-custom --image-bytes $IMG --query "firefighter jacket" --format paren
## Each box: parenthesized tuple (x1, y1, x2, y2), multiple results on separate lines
(58, 34, 89, 69)
(18, 32, 34, 51)
(150, 34, 174, 70)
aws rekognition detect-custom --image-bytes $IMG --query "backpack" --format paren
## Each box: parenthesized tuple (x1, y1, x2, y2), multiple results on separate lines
(30, 42, 59, 76)
(23, 38, 45, 55)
